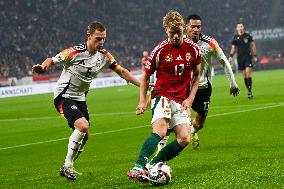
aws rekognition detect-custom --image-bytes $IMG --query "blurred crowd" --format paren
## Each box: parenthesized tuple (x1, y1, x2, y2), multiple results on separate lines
(0, 0, 280, 78)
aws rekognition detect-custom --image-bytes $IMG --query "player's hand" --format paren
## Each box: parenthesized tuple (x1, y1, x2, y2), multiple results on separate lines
(230, 87, 240, 97)
(181, 98, 193, 111)
(32, 64, 46, 74)
(136, 101, 147, 115)
(253, 56, 258, 64)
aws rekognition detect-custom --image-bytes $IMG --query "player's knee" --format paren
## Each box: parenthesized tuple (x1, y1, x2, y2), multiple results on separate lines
(177, 135, 190, 147)
(152, 119, 169, 137)
(74, 118, 89, 133)
(193, 121, 201, 130)
(194, 117, 206, 130)
(154, 130, 168, 138)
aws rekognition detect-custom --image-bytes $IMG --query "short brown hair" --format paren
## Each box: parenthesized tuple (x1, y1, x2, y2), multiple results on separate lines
(87, 21, 106, 34)
(163, 11, 184, 30)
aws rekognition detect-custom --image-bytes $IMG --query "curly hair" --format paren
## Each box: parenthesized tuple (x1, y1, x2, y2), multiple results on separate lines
(163, 11, 184, 30)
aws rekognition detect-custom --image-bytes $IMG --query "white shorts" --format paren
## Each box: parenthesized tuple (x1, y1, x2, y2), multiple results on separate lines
(151, 96, 191, 129)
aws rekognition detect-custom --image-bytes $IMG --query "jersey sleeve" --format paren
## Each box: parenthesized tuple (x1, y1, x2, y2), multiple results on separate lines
(192, 45, 202, 67)
(211, 38, 238, 88)
(100, 49, 120, 71)
(144, 44, 160, 75)
(232, 36, 237, 46)
(209, 38, 226, 61)
(52, 44, 86, 64)
(248, 33, 254, 43)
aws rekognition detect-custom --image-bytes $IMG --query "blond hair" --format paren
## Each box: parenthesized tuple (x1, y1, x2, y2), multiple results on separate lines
(163, 11, 184, 30)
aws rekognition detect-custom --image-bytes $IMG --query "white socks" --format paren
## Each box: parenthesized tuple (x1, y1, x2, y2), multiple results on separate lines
(64, 129, 86, 167)
(74, 140, 87, 161)
(157, 135, 169, 152)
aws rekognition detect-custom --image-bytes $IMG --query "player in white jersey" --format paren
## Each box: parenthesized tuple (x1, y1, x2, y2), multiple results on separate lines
(32, 21, 141, 180)
(156, 14, 240, 150)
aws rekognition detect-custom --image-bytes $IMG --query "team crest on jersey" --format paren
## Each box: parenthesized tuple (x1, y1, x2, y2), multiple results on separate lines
(186, 53, 191, 61)
(243, 38, 248, 43)
(165, 54, 173, 63)
(164, 109, 171, 116)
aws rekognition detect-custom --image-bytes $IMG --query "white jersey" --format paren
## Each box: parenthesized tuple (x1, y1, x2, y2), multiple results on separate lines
(52, 43, 118, 101)
(195, 34, 237, 89)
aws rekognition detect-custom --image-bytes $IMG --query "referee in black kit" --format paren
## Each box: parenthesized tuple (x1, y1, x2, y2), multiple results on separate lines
(229, 22, 257, 99)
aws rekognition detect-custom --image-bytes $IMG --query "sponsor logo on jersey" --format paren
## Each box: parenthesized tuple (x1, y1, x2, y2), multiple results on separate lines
(165, 54, 173, 63)
(175, 55, 183, 61)
(71, 105, 78, 110)
(186, 53, 191, 61)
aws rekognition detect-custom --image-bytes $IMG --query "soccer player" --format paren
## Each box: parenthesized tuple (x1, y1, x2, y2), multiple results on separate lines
(32, 21, 141, 181)
(229, 22, 257, 99)
(156, 14, 240, 150)
(140, 51, 149, 71)
(126, 11, 201, 183)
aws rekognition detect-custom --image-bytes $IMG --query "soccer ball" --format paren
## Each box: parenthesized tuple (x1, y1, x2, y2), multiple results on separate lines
(148, 162, 172, 185)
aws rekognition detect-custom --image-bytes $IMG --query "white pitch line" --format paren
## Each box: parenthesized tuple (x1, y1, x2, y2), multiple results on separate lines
(0, 125, 149, 151)
(207, 103, 284, 118)
(0, 111, 137, 122)
(0, 103, 283, 151)
(0, 102, 283, 123)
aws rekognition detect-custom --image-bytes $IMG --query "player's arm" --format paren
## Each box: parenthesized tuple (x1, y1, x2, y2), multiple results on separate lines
(251, 41, 257, 63)
(113, 65, 141, 87)
(219, 58, 239, 96)
(136, 71, 151, 115)
(32, 46, 77, 74)
(214, 40, 239, 96)
(228, 44, 236, 63)
(182, 63, 201, 111)
(32, 58, 54, 74)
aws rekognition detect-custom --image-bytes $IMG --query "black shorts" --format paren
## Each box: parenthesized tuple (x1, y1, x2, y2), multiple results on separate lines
(54, 96, 90, 129)
(191, 84, 212, 117)
(237, 56, 253, 70)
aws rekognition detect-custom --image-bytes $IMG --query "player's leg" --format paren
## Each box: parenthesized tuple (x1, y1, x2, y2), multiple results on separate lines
(150, 100, 190, 164)
(191, 113, 206, 148)
(150, 123, 190, 165)
(63, 100, 89, 166)
(127, 118, 169, 182)
(127, 96, 170, 182)
(191, 86, 211, 148)
(240, 57, 253, 99)
(56, 98, 89, 180)
(238, 58, 249, 95)
(73, 101, 90, 163)
(244, 66, 253, 98)
(157, 129, 171, 153)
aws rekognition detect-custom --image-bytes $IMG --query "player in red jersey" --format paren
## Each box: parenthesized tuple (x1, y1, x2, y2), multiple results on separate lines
(140, 51, 149, 71)
(127, 11, 201, 183)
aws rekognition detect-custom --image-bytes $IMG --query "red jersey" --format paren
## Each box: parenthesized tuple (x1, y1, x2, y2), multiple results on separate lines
(144, 37, 201, 103)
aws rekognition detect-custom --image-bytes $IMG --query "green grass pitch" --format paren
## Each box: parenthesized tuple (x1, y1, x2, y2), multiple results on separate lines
(0, 69, 283, 188)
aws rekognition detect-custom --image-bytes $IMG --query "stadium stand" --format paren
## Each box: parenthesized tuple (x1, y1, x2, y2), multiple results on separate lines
(0, 0, 281, 80)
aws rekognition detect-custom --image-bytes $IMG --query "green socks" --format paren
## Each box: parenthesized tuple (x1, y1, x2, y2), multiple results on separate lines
(135, 133, 162, 168)
(150, 139, 184, 165)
